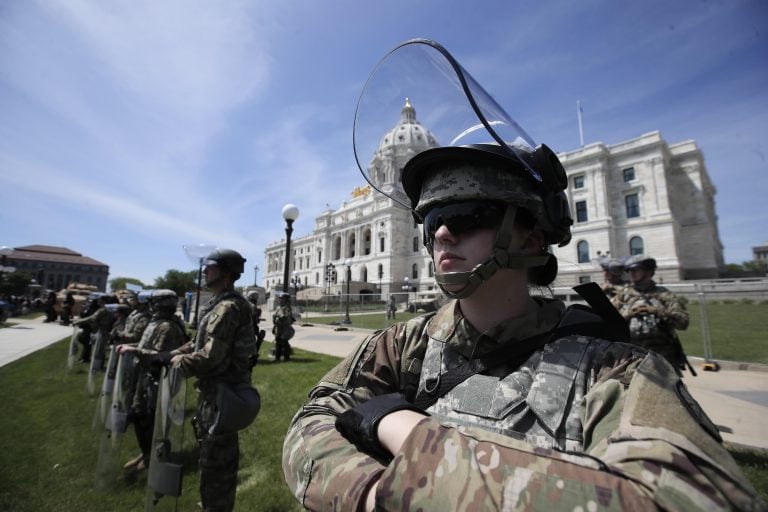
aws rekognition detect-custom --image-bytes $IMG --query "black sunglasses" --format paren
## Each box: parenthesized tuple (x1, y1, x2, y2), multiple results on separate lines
(422, 201, 506, 246)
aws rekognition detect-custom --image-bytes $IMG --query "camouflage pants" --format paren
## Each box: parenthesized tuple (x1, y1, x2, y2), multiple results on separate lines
(197, 396, 239, 512)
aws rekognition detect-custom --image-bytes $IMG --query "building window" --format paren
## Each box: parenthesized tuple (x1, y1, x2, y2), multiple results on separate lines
(412, 263, 418, 279)
(577, 240, 590, 263)
(347, 233, 356, 258)
(379, 237, 385, 253)
(629, 236, 644, 256)
(364, 229, 371, 255)
(377, 264, 383, 281)
(573, 175, 585, 189)
(625, 193, 640, 218)
(578, 275, 591, 284)
(333, 236, 342, 260)
(428, 261, 434, 277)
(623, 167, 636, 182)
(575, 200, 588, 223)
(413, 236, 420, 252)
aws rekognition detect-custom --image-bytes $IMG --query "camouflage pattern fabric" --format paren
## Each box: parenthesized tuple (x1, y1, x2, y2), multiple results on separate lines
(600, 281, 626, 299)
(611, 280, 689, 370)
(121, 308, 152, 344)
(175, 290, 255, 512)
(282, 299, 762, 511)
(130, 312, 187, 459)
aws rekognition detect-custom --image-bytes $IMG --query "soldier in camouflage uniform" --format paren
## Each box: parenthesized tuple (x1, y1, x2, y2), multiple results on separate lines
(598, 256, 627, 299)
(272, 292, 295, 362)
(611, 255, 691, 374)
(115, 291, 152, 346)
(170, 249, 255, 512)
(281, 40, 762, 511)
(117, 289, 188, 471)
(73, 294, 114, 364)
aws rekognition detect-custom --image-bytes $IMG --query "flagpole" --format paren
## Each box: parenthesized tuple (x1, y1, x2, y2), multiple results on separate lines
(577, 100, 585, 146)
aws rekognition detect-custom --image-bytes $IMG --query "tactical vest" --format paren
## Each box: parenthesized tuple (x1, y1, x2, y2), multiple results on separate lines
(194, 290, 255, 385)
(414, 334, 608, 451)
(411, 283, 630, 451)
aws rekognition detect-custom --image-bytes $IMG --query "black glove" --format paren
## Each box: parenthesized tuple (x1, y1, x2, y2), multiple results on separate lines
(150, 351, 172, 368)
(335, 393, 425, 462)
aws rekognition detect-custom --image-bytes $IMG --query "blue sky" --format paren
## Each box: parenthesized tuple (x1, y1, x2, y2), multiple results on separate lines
(1, 0, 766, 287)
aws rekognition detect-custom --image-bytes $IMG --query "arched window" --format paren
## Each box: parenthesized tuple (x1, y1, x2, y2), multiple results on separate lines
(577, 240, 590, 263)
(333, 236, 342, 260)
(412, 263, 418, 279)
(428, 261, 434, 277)
(361, 266, 368, 283)
(629, 236, 644, 256)
(379, 236, 385, 253)
(347, 232, 356, 258)
(363, 228, 372, 255)
(377, 264, 383, 281)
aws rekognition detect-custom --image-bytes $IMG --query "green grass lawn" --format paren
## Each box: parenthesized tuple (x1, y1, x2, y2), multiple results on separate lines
(678, 301, 768, 364)
(0, 338, 338, 511)
(1, 303, 767, 510)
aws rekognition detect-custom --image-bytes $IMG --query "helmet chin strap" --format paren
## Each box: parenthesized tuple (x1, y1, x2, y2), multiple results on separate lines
(434, 205, 551, 299)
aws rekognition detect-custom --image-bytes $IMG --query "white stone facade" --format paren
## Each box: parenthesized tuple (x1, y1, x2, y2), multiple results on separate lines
(264, 106, 723, 296)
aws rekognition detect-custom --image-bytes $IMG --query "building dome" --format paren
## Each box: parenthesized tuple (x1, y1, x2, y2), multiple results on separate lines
(368, 99, 439, 191)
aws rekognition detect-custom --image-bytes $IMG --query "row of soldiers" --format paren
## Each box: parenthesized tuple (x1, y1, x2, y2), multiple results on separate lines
(600, 253, 692, 374)
(70, 248, 269, 511)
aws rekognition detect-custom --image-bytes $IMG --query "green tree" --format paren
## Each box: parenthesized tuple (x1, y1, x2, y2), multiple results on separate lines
(0, 272, 33, 296)
(109, 276, 146, 291)
(154, 269, 197, 296)
(743, 260, 767, 275)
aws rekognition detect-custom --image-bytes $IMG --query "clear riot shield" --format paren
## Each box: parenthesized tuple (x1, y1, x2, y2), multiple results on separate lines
(94, 349, 135, 491)
(67, 326, 80, 370)
(93, 345, 119, 430)
(352, 38, 546, 208)
(87, 331, 106, 396)
(145, 366, 187, 511)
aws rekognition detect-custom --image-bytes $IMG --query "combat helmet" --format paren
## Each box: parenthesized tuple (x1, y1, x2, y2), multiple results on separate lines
(402, 143, 573, 298)
(625, 254, 657, 272)
(150, 289, 178, 311)
(204, 249, 246, 276)
(598, 257, 626, 274)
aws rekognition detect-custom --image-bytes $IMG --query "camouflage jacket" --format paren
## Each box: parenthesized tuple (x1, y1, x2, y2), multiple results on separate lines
(611, 281, 689, 364)
(120, 308, 151, 344)
(282, 299, 761, 511)
(176, 289, 255, 389)
(133, 312, 188, 365)
(273, 304, 295, 333)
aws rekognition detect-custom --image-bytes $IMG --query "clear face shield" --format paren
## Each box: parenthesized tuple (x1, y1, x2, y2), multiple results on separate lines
(353, 38, 544, 210)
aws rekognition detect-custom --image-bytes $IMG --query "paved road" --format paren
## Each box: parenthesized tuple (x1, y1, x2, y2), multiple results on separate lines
(2, 315, 767, 450)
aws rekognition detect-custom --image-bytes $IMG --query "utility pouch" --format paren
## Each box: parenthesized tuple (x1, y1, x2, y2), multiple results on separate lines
(209, 382, 261, 435)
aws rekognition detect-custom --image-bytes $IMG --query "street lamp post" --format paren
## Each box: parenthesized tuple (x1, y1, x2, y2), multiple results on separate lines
(183, 243, 217, 328)
(341, 258, 352, 324)
(281, 204, 300, 295)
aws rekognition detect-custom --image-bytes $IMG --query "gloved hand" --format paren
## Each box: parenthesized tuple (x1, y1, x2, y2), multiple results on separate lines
(150, 351, 172, 367)
(335, 393, 425, 462)
(630, 303, 658, 316)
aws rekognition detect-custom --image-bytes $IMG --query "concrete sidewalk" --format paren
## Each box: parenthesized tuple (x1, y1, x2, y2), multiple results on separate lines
(2, 315, 767, 450)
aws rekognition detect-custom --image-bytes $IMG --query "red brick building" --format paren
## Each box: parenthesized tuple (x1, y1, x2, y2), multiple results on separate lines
(3, 245, 109, 292)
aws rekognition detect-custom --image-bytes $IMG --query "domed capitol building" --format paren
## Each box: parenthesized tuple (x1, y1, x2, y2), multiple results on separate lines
(263, 100, 723, 300)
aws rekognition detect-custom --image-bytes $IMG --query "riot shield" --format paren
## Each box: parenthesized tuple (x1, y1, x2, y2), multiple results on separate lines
(86, 331, 106, 396)
(94, 350, 135, 491)
(67, 326, 80, 370)
(145, 366, 187, 511)
(93, 346, 119, 430)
